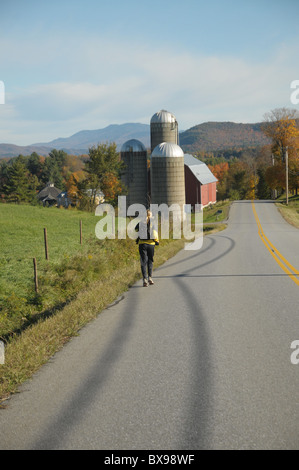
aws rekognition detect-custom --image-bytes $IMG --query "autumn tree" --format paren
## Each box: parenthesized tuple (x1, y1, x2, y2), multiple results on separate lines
(101, 171, 123, 205)
(77, 142, 125, 210)
(262, 108, 299, 196)
(208, 162, 229, 200)
(66, 170, 85, 205)
(262, 108, 299, 159)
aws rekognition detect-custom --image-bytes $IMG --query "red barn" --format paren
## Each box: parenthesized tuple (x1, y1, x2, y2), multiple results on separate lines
(184, 154, 218, 208)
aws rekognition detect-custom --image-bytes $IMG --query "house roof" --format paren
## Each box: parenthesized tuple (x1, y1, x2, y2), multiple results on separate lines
(37, 183, 61, 200)
(184, 154, 218, 185)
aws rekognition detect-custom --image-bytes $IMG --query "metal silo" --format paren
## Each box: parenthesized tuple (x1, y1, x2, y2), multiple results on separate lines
(150, 109, 178, 153)
(120, 139, 148, 210)
(150, 142, 185, 222)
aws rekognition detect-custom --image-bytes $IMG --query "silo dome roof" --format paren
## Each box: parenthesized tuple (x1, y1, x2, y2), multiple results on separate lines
(121, 139, 146, 153)
(151, 142, 184, 158)
(150, 109, 177, 124)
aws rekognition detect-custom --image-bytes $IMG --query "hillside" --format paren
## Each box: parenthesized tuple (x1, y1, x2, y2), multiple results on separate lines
(0, 120, 272, 159)
(33, 123, 150, 151)
(179, 121, 271, 153)
(0, 143, 57, 159)
(0, 123, 150, 158)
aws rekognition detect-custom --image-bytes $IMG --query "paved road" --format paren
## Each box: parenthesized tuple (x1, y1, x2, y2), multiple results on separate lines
(0, 201, 298, 450)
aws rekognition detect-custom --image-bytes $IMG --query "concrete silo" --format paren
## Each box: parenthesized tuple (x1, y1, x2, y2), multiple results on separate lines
(120, 139, 148, 209)
(150, 109, 178, 153)
(150, 142, 185, 222)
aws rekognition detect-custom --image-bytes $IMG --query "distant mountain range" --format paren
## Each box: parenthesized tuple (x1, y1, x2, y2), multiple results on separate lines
(0, 121, 271, 159)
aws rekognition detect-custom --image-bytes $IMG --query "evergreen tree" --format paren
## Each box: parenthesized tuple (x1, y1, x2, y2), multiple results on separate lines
(27, 152, 43, 180)
(41, 149, 67, 189)
(257, 168, 271, 199)
(4, 157, 37, 203)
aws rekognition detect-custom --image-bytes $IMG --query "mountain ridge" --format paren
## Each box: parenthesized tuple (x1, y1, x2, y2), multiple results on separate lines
(179, 121, 271, 152)
(0, 121, 271, 159)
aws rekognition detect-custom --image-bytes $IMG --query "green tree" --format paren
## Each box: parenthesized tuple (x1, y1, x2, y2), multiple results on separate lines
(0, 160, 9, 196)
(227, 161, 251, 200)
(27, 152, 43, 180)
(4, 157, 38, 203)
(79, 142, 124, 208)
(256, 168, 271, 199)
(41, 149, 67, 189)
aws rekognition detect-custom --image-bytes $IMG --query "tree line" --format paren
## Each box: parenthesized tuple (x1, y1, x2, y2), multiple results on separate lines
(1, 108, 298, 208)
(0, 143, 126, 209)
(205, 108, 299, 200)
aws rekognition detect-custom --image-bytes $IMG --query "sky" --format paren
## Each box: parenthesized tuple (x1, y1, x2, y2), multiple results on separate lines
(0, 0, 299, 146)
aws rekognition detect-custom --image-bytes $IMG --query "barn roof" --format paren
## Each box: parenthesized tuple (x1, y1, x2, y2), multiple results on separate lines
(184, 154, 218, 185)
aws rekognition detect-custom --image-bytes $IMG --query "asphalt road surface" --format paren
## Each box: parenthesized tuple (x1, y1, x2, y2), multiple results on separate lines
(0, 201, 298, 450)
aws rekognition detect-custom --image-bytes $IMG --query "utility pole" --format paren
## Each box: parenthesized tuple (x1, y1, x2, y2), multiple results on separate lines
(285, 146, 289, 205)
(272, 153, 277, 199)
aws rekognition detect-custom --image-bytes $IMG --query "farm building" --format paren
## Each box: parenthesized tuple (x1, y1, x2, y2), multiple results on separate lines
(37, 182, 72, 208)
(37, 182, 61, 206)
(184, 154, 218, 208)
(120, 109, 218, 210)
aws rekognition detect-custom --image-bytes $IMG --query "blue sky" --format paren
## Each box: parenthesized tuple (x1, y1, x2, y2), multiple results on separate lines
(0, 0, 299, 145)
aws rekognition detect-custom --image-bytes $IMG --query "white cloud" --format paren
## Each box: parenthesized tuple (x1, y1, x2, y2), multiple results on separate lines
(1, 33, 299, 145)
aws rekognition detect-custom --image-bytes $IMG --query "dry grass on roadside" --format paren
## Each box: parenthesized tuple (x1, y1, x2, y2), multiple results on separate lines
(276, 196, 299, 229)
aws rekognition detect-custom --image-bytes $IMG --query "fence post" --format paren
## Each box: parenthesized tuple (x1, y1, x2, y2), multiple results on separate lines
(44, 228, 49, 260)
(80, 220, 82, 245)
(33, 257, 38, 293)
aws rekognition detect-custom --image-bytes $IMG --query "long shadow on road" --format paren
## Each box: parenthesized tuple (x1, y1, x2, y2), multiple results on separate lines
(173, 277, 213, 449)
(30, 291, 139, 450)
(30, 233, 236, 450)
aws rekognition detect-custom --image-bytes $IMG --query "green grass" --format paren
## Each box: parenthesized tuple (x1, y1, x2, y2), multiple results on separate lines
(275, 194, 299, 229)
(0, 204, 97, 293)
(202, 200, 231, 224)
(0, 203, 133, 337)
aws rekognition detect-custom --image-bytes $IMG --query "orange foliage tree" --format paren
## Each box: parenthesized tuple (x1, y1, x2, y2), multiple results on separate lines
(208, 162, 230, 200)
(262, 108, 299, 194)
(101, 172, 124, 205)
(66, 170, 85, 204)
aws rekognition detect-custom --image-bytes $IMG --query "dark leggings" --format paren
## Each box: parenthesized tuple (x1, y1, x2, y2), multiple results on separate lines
(139, 243, 155, 279)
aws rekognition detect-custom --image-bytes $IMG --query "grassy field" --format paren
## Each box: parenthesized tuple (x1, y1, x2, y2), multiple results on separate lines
(0, 203, 122, 338)
(0, 204, 99, 295)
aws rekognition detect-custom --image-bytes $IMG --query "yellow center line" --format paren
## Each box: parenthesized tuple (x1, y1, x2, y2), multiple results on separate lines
(251, 201, 299, 287)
